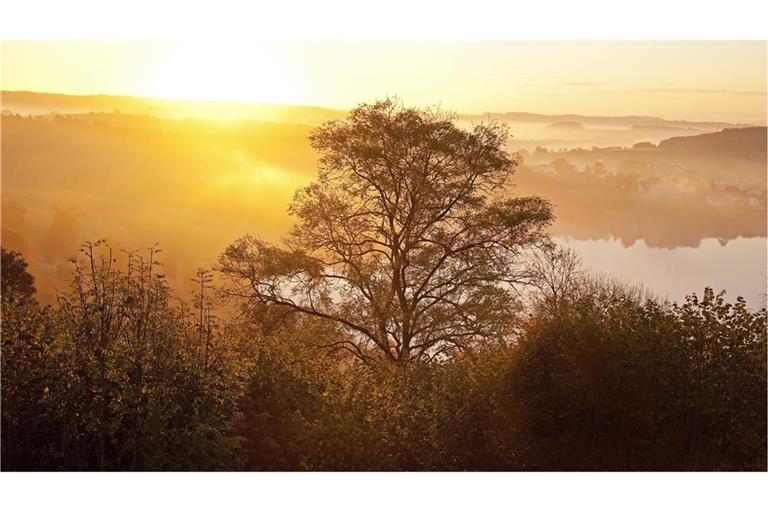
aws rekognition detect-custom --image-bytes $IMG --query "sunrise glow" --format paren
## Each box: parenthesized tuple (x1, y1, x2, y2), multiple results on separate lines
(137, 42, 306, 104)
(3, 41, 766, 122)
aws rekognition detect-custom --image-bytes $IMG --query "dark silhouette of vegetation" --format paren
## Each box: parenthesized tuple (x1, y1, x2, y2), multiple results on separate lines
(1, 248, 36, 299)
(1, 100, 766, 471)
(2, 242, 245, 470)
(219, 99, 553, 364)
(3, 242, 764, 470)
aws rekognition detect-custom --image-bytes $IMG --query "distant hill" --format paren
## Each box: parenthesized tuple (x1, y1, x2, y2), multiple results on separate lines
(5, 91, 756, 134)
(462, 111, 742, 131)
(545, 121, 585, 131)
(631, 124, 695, 133)
(1, 90, 345, 125)
(657, 127, 767, 154)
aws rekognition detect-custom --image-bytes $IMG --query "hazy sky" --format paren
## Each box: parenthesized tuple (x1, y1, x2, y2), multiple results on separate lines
(2, 41, 766, 122)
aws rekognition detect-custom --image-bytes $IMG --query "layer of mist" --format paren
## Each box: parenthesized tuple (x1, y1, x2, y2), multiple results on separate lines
(2, 92, 766, 302)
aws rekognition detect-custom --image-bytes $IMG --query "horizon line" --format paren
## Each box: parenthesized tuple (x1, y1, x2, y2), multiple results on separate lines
(2, 88, 765, 126)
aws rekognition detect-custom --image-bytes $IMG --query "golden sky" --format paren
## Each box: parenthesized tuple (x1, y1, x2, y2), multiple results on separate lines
(2, 41, 766, 122)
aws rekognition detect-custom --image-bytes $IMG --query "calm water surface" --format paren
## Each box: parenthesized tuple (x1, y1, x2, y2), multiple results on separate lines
(560, 236, 767, 306)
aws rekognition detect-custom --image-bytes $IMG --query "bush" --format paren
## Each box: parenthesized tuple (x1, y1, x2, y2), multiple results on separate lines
(3, 245, 765, 470)
(2, 243, 246, 470)
(509, 288, 766, 470)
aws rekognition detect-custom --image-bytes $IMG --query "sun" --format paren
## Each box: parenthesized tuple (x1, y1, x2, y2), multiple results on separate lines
(138, 42, 305, 105)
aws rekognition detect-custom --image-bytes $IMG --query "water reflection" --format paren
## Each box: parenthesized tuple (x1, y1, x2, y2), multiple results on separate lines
(561, 236, 767, 305)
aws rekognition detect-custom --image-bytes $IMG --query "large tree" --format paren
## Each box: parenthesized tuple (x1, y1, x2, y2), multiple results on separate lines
(219, 99, 553, 364)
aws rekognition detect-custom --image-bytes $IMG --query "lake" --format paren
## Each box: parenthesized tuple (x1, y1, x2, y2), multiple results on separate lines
(561, 236, 767, 306)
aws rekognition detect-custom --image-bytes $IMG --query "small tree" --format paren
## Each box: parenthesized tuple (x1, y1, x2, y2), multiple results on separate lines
(1, 248, 36, 300)
(220, 99, 553, 364)
(192, 268, 216, 376)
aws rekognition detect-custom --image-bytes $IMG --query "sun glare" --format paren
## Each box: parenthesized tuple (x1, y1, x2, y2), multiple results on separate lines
(138, 42, 305, 105)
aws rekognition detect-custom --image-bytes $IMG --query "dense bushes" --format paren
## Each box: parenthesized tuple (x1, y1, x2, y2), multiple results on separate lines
(1, 244, 246, 470)
(233, 286, 765, 470)
(2, 246, 766, 471)
(510, 289, 766, 470)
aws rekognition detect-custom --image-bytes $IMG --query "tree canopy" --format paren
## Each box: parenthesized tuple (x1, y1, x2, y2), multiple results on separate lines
(1, 248, 36, 300)
(219, 99, 553, 364)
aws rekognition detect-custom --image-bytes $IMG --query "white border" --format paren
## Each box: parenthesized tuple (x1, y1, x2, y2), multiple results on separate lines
(1, 472, 768, 511)
(1, 0, 767, 510)
(1, 0, 767, 39)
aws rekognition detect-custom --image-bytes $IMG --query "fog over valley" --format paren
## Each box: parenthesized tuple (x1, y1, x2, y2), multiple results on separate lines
(2, 91, 765, 303)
